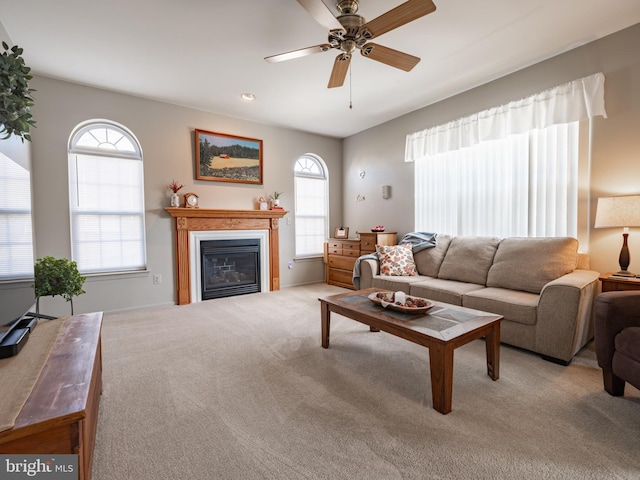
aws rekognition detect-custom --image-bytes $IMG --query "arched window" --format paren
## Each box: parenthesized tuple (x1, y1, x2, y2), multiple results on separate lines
(294, 154, 328, 257)
(68, 120, 146, 274)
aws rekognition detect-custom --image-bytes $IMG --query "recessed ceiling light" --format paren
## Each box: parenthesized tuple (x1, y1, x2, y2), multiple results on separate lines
(240, 93, 256, 101)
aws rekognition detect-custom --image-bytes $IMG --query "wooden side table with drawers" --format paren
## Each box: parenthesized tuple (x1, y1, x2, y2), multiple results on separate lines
(325, 238, 361, 289)
(599, 273, 640, 292)
(324, 232, 397, 289)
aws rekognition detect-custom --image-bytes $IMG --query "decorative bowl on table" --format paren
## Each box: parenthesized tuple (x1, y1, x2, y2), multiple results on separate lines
(371, 225, 385, 232)
(368, 291, 434, 314)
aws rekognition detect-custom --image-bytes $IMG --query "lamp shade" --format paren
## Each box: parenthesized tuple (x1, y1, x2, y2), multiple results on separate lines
(594, 195, 640, 228)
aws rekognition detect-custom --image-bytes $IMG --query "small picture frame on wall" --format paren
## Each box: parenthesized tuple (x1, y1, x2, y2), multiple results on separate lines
(334, 227, 349, 239)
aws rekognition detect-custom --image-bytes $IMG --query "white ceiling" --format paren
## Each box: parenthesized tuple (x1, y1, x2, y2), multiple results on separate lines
(1, 0, 639, 139)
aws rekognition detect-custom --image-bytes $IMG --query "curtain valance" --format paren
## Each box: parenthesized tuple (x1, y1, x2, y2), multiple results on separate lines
(405, 72, 607, 162)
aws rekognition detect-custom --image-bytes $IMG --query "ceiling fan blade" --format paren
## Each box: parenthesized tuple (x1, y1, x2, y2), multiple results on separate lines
(297, 0, 343, 31)
(328, 53, 351, 88)
(360, 43, 420, 71)
(360, 0, 436, 40)
(265, 44, 332, 63)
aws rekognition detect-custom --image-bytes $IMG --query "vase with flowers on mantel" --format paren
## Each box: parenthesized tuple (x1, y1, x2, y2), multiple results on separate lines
(169, 180, 184, 207)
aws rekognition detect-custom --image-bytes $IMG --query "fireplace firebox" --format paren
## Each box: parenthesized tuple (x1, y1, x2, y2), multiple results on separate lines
(200, 239, 261, 300)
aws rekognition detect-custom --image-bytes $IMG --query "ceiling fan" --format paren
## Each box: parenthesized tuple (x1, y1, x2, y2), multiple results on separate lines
(264, 0, 437, 88)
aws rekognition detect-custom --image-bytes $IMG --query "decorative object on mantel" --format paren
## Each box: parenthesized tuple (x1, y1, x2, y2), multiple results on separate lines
(184, 192, 199, 208)
(258, 196, 269, 210)
(270, 191, 283, 209)
(0, 42, 36, 142)
(595, 194, 640, 277)
(334, 226, 349, 239)
(195, 129, 263, 185)
(168, 180, 184, 207)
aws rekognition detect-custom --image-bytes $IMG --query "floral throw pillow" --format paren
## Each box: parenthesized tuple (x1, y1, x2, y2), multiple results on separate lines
(377, 243, 418, 276)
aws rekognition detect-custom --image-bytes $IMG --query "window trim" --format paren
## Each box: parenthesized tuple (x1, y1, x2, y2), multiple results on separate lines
(294, 154, 329, 259)
(68, 119, 147, 275)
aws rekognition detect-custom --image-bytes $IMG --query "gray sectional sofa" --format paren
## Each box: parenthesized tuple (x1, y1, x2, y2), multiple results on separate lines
(357, 235, 600, 364)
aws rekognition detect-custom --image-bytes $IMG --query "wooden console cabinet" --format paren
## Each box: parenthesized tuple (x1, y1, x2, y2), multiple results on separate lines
(0, 312, 103, 480)
(325, 232, 397, 289)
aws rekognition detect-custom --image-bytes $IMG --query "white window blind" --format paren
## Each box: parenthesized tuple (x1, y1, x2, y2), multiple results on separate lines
(0, 150, 34, 280)
(294, 155, 328, 257)
(68, 121, 146, 274)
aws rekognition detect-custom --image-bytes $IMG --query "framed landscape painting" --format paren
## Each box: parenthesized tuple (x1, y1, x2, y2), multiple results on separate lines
(195, 129, 263, 184)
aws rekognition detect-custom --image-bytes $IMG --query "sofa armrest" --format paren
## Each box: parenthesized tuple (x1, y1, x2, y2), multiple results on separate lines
(358, 258, 380, 290)
(535, 270, 600, 362)
(594, 291, 640, 370)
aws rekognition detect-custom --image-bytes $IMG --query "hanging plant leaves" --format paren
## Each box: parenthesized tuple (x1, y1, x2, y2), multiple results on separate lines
(0, 41, 36, 142)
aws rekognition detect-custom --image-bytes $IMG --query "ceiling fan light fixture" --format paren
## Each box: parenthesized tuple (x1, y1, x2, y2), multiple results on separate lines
(268, 0, 437, 89)
(240, 93, 256, 102)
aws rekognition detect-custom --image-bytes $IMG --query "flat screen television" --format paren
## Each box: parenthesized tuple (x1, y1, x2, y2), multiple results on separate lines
(0, 291, 55, 358)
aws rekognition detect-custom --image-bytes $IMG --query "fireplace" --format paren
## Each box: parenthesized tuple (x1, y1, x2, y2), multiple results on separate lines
(189, 229, 270, 303)
(165, 208, 287, 305)
(200, 239, 261, 299)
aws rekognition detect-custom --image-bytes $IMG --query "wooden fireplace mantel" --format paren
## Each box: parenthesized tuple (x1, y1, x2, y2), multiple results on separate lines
(165, 208, 288, 305)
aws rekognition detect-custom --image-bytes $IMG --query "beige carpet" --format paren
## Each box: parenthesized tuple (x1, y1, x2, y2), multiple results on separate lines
(92, 284, 640, 480)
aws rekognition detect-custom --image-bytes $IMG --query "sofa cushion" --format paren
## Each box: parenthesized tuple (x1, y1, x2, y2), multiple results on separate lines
(615, 327, 640, 362)
(437, 236, 501, 285)
(486, 237, 578, 294)
(371, 275, 425, 294)
(377, 243, 418, 276)
(409, 278, 485, 306)
(463, 287, 539, 325)
(412, 234, 452, 278)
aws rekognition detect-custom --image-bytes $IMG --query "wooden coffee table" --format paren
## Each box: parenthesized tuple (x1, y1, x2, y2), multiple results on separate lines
(319, 288, 502, 414)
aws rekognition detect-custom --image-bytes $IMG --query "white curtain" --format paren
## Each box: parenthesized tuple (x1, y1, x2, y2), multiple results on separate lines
(409, 73, 605, 238)
(405, 72, 606, 162)
(415, 124, 579, 237)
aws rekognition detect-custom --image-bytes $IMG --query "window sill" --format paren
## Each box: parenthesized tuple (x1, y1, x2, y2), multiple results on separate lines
(293, 255, 323, 262)
(83, 269, 150, 282)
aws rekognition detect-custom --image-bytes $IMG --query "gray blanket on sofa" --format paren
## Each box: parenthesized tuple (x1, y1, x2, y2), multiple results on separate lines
(352, 232, 438, 289)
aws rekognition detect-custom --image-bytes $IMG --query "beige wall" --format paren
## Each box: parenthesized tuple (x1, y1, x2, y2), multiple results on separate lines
(343, 23, 640, 276)
(3, 23, 639, 315)
(3, 77, 342, 315)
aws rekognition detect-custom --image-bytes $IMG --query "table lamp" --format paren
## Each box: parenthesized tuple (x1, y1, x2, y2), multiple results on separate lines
(595, 195, 640, 277)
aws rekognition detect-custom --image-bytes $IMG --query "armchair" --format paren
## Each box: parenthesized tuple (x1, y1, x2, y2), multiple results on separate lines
(594, 291, 640, 396)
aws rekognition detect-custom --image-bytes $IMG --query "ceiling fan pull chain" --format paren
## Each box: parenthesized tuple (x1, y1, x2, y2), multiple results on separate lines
(349, 65, 353, 109)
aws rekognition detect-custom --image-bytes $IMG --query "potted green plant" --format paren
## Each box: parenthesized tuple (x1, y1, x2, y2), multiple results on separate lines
(0, 42, 36, 142)
(270, 191, 283, 208)
(33, 256, 86, 314)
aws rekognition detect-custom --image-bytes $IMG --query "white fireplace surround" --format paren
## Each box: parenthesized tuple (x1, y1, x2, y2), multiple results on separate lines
(189, 230, 270, 303)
